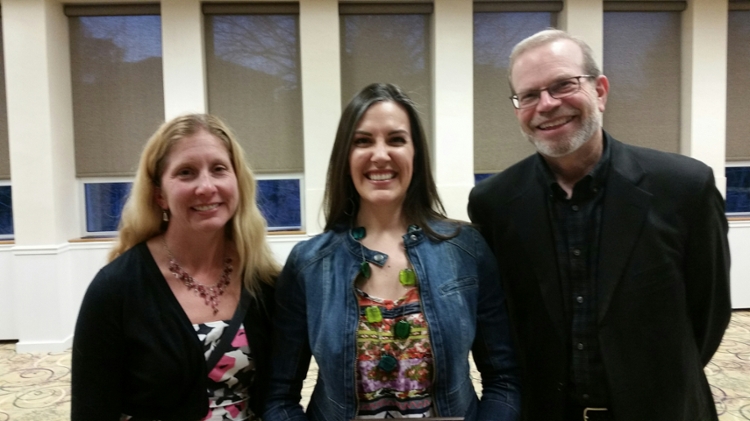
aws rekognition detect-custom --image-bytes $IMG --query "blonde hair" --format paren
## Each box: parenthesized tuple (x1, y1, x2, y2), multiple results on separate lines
(110, 114, 279, 293)
(508, 29, 601, 86)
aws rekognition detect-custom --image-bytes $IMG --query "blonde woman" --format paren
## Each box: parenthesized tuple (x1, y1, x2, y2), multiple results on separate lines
(72, 114, 278, 421)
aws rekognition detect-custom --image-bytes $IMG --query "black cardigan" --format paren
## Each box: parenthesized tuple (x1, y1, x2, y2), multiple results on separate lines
(71, 242, 274, 421)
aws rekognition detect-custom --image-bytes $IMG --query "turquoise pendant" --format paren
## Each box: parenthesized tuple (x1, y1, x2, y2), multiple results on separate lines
(399, 268, 416, 286)
(378, 354, 398, 372)
(352, 227, 366, 240)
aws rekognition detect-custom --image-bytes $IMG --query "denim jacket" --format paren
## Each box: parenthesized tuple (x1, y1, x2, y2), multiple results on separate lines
(264, 220, 520, 421)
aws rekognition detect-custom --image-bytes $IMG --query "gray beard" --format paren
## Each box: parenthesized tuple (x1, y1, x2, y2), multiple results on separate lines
(524, 108, 602, 158)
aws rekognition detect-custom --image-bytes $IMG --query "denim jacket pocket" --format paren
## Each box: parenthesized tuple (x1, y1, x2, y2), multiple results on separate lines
(439, 277, 479, 296)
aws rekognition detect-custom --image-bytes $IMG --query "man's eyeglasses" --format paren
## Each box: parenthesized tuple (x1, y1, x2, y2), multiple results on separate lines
(510, 75, 595, 109)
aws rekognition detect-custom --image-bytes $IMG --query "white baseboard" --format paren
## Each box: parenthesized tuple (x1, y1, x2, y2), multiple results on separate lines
(15, 334, 73, 354)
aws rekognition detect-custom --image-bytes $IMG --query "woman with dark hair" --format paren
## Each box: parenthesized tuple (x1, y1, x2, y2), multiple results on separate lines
(265, 83, 520, 421)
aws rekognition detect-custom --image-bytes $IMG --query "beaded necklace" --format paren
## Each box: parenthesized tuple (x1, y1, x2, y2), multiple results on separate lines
(162, 237, 233, 315)
(352, 226, 417, 372)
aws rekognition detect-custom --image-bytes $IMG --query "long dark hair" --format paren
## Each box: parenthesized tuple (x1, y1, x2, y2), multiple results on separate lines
(323, 83, 455, 240)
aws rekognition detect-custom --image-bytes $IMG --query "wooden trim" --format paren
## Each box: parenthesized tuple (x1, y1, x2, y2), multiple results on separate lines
(203, 2, 299, 15)
(339, 2, 433, 15)
(64, 4, 160, 16)
(474, 1, 563, 13)
(603, 1, 686, 12)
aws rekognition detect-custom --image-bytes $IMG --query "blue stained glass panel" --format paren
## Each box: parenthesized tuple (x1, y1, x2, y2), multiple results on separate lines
(726, 166, 750, 214)
(0, 186, 12, 236)
(474, 173, 494, 184)
(85, 182, 132, 233)
(257, 179, 301, 231)
(83, 179, 302, 234)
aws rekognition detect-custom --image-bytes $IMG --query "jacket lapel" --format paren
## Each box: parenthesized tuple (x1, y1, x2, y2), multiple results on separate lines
(510, 180, 567, 340)
(597, 139, 652, 321)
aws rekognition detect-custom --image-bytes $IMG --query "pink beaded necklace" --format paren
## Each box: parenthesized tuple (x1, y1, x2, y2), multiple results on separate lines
(162, 237, 233, 315)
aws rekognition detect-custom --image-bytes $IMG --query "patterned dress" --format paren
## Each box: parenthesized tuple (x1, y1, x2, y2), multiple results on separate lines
(120, 321, 257, 421)
(355, 287, 435, 418)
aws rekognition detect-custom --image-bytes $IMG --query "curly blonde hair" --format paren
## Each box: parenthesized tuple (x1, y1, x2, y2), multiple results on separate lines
(110, 114, 278, 293)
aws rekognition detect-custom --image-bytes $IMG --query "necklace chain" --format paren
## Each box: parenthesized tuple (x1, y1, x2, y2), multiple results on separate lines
(162, 237, 233, 316)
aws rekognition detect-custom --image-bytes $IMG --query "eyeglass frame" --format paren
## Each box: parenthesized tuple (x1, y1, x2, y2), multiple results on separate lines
(509, 75, 596, 109)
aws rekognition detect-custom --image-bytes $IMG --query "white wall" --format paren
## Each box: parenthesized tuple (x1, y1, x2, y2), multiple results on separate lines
(729, 221, 750, 309)
(0, 0, 748, 352)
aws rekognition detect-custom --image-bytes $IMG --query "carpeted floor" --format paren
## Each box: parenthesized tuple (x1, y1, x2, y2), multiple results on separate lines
(1, 311, 748, 420)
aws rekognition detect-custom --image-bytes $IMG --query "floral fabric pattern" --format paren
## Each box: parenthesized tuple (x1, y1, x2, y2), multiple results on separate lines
(120, 321, 257, 421)
(355, 287, 435, 418)
(196, 321, 257, 421)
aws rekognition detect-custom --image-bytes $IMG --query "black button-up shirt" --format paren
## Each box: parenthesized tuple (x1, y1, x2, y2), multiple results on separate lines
(536, 138, 611, 407)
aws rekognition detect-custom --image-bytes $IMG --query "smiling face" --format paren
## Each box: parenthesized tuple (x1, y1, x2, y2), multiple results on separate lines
(349, 101, 415, 212)
(155, 129, 239, 236)
(511, 39, 608, 158)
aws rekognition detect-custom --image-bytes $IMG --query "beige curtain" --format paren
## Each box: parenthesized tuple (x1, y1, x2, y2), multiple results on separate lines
(602, 11, 681, 153)
(205, 6, 303, 173)
(727, 9, 750, 161)
(340, 6, 432, 142)
(473, 10, 557, 173)
(68, 9, 165, 177)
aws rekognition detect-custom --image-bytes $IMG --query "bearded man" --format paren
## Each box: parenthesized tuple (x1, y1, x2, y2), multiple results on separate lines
(468, 29, 731, 421)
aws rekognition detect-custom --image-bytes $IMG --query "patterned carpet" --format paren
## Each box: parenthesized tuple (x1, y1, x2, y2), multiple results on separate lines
(1, 311, 748, 420)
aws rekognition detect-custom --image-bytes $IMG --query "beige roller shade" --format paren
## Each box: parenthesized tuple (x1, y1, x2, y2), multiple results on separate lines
(602, 11, 681, 153)
(473, 11, 557, 173)
(727, 9, 750, 161)
(68, 10, 165, 177)
(340, 6, 432, 142)
(204, 5, 303, 174)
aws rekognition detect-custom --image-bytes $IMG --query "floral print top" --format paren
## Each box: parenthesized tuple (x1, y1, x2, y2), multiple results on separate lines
(355, 287, 435, 418)
(119, 320, 257, 421)
(196, 320, 257, 421)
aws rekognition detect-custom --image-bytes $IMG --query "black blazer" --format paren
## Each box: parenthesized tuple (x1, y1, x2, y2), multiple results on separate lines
(468, 132, 731, 421)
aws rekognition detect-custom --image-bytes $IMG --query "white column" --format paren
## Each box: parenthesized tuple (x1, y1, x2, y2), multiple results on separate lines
(3, 0, 79, 351)
(560, 0, 604, 70)
(681, 0, 728, 196)
(432, 0, 474, 222)
(299, 0, 341, 234)
(4, 0, 78, 245)
(161, 0, 206, 119)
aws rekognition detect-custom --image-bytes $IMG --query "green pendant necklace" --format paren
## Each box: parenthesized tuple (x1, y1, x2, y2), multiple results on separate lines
(353, 225, 418, 372)
(352, 226, 416, 286)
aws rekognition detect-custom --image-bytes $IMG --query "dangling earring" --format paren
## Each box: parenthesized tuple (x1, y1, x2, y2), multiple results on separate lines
(162, 210, 169, 222)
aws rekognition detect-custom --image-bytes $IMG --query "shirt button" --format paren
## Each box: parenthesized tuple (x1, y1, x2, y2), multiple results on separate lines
(571, 205, 579, 211)
(572, 249, 581, 256)
(410, 234, 417, 241)
(576, 296, 584, 304)
(374, 254, 384, 262)
(577, 343, 584, 350)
